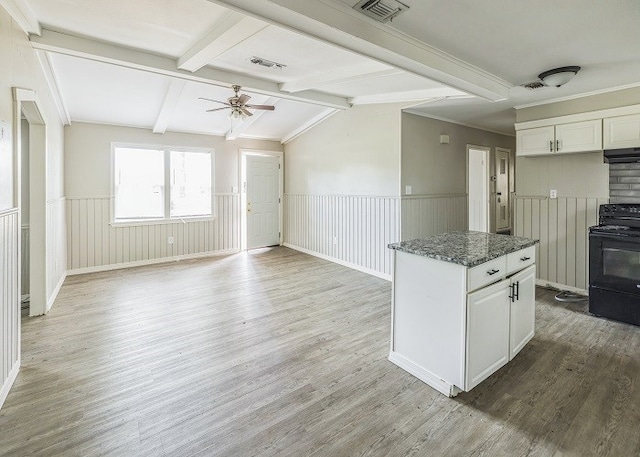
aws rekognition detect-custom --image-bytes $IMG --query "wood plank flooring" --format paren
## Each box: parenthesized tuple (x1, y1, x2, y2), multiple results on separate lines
(0, 246, 639, 456)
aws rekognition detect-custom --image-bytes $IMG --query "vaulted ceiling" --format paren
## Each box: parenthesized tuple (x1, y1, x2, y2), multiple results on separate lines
(4, 0, 640, 140)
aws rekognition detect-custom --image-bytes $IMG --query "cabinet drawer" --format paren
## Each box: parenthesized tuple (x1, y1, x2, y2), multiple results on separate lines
(506, 246, 536, 275)
(468, 256, 507, 292)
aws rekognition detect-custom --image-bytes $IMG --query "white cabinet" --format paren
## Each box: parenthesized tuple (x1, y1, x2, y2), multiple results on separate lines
(555, 119, 602, 154)
(465, 279, 510, 390)
(604, 114, 640, 149)
(465, 264, 536, 390)
(516, 126, 555, 156)
(509, 265, 536, 359)
(389, 245, 537, 397)
(516, 120, 602, 156)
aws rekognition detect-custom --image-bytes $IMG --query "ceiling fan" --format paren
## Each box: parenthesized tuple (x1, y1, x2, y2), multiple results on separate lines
(199, 85, 275, 118)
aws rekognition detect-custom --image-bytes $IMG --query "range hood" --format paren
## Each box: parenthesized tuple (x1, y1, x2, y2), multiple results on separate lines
(604, 148, 640, 163)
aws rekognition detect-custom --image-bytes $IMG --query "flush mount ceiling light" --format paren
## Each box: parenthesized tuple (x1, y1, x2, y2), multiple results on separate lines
(538, 66, 581, 87)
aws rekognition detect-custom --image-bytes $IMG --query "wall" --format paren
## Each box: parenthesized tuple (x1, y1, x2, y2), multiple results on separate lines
(20, 119, 29, 297)
(64, 122, 282, 272)
(0, 6, 66, 409)
(284, 103, 402, 278)
(515, 99, 611, 291)
(401, 112, 516, 238)
(516, 86, 640, 123)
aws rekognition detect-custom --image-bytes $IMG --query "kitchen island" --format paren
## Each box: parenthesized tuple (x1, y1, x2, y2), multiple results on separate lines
(388, 231, 539, 397)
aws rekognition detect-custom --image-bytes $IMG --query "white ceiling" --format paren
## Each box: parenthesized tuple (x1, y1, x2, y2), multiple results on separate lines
(8, 0, 640, 139)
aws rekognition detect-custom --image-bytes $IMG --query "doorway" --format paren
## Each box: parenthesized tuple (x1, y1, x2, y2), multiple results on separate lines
(15, 88, 47, 316)
(240, 151, 283, 250)
(495, 148, 511, 233)
(467, 145, 490, 232)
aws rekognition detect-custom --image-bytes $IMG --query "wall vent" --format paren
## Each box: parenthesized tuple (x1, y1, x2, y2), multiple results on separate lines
(353, 0, 409, 23)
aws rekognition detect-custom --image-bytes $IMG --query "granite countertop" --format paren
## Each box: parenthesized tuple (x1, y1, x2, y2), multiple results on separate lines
(388, 231, 539, 267)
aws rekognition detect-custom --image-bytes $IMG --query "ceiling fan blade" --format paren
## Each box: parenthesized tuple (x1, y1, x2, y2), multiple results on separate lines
(199, 97, 231, 106)
(237, 94, 251, 105)
(206, 107, 231, 112)
(245, 104, 275, 111)
(241, 108, 253, 117)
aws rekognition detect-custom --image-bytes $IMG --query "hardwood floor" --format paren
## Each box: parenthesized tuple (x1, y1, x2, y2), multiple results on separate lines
(1, 247, 639, 456)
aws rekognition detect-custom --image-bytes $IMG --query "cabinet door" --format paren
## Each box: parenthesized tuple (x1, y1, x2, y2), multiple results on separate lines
(509, 265, 536, 360)
(555, 119, 602, 154)
(604, 114, 640, 149)
(516, 126, 554, 156)
(465, 279, 510, 391)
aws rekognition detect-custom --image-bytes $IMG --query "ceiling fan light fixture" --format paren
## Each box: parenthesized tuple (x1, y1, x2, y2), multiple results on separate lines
(538, 66, 581, 87)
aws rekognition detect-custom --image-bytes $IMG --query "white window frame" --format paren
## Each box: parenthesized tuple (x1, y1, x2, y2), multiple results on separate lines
(110, 142, 215, 226)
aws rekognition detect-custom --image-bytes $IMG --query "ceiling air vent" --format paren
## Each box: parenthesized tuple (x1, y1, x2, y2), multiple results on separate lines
(521, 81, 545, 90)
(354, 0, 409, 23)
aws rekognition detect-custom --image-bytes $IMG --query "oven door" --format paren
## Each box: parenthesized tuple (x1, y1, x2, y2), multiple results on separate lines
(590, 232, 640, 295)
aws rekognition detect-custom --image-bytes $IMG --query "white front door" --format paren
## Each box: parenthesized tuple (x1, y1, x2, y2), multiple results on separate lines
(495, 148, 510, 232)
(246, 155, 281, 249)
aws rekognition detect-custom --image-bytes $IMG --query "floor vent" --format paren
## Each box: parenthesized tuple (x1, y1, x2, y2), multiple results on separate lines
(353, 0, 409, 23)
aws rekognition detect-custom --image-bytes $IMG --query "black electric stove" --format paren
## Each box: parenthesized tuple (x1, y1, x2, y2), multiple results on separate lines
(589, 203, 640, 326)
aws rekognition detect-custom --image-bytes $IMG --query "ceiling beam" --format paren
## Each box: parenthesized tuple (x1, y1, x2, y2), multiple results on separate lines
(280, 66, 402, 93)
(349, 87, 472, 105)
(34, 50, 70, 125)
(281, 107, 337, 144)
(0, 0, 41, 35)
(29, 29, 350, 110)
(225, 97, 279, 140)
(206, 0, 511, 101)
(153, 79, 186, 134)
(178, 12, 268, 72)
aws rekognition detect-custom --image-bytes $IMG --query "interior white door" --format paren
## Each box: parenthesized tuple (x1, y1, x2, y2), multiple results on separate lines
(246, 155, 280, 249)
(468, 147, 489, 232)
(495, 148, 510, 232)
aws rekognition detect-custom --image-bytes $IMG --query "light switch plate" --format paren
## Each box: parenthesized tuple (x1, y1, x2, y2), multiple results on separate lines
(405, 185, 412, 195)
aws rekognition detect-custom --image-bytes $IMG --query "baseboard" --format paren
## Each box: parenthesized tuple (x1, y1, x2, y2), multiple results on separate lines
(67, 249, 240, 276)
(535, 279, 588, 296)
(388, 351, 460, 397)
(46, 272, 67, 313)
(0, 360, 20, 411)
(283, 243, 391, 281)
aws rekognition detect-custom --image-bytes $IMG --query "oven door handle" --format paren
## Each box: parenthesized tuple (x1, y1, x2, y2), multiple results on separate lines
(590, 232, 636, 240)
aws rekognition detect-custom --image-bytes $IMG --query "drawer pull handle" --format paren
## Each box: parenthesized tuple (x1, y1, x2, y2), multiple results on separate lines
(487, 269, 500, 276)
(520, 256, 531, 261)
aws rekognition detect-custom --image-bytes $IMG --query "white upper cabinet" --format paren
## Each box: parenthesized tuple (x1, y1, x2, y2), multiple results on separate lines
(516, 120, 602, 157)
(555, 119, 602, 154)
(604, 114, 640, 149)
(516, 126, 555, 156)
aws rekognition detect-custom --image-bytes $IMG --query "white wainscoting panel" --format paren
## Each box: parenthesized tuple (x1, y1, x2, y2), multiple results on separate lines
(47, 198, 67, 310)
(1, 209, 20, 409)
(284, 194, 400, 277)
(20, 226, 29, 297)
(514, 196, 607, 290)
(66, 195, 239, 272)
(401, 194, 467, 241)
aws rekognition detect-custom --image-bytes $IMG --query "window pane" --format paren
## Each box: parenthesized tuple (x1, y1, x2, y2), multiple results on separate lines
(114, 147, 164, 220)
(170, 151, 211, 218)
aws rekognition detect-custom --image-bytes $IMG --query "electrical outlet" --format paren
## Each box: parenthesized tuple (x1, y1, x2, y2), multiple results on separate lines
(333, 236, 338, 245)
(550, 189, 557, 199)
(168, 236, 174, 244)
